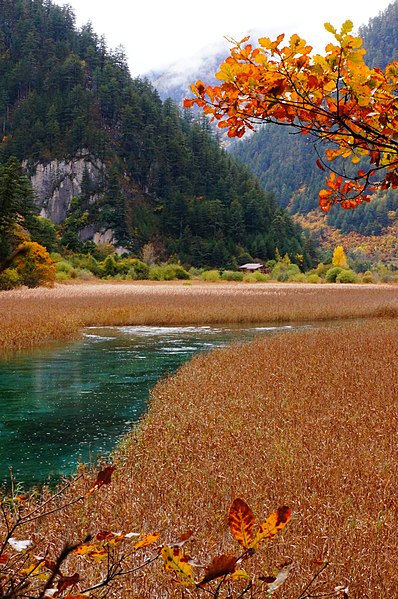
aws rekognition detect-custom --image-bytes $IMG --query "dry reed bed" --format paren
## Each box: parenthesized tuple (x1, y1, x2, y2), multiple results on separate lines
(17, 318, 398, 598)
(0, 281, 397, 355)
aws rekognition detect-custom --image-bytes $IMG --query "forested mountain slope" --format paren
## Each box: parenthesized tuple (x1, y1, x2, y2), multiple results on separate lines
(358, 0, 398, 68)
(149, 1, 398, 258)
(230, 1, 398, 238)
(0, 0, 309, 268)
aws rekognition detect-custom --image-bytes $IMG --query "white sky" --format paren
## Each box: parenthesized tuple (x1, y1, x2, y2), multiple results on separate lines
(52, 0, 392, 76)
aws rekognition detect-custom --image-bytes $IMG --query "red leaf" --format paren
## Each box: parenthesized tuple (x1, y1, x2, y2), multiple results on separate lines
(183, 99, 195, 108)
(200, 554, 237, 586)
(170, 530, 194, 548)
(88, 465, 115, 493)
(57, 572, 80, 593)
(44, 558, 60, 574)
(195, 80, 205, 96)
(96, 530, 114, 541)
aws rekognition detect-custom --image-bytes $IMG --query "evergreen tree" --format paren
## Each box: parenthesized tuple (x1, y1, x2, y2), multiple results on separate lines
(0, 0, 310, 267)
(0, 157, 35, 260)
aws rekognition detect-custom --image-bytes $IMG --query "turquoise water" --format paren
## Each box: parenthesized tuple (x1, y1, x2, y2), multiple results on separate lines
(0, 324, 298, 487)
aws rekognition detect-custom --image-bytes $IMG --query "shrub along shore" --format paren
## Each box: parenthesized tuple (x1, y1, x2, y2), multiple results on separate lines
(1, 283, 398, 597)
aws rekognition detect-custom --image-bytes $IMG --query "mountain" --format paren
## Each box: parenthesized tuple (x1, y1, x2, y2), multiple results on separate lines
(149, 2, 398, 266)
(147, 44, 224, 106)
(358, 0, 398, 68)
(231, 2, 398, 244)
(0, 0, 310, 268)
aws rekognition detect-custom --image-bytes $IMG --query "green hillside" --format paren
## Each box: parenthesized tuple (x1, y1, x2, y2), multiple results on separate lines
(358, 0, 398, 68)
(0, 0, 309, 268)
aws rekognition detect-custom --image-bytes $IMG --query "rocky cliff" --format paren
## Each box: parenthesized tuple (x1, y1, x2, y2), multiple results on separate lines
(27, 152, 104, 224)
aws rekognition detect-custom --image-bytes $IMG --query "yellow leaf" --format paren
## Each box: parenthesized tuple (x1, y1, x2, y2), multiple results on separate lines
(341, 20, 353, 35)
(161, 545, 194, 584)
(258, 36, 273, 49)
(89, 549, 108, 563)
(74, 544, 99, 556)
(324, 23, 337, 35)
(21, 561, 46, 578)
(215, 63, 238, 82)
(230, 568, 251, 581)
(133, 532, 160, 551)
(74, 544, 108, 562)
(250, 506, 290, 549)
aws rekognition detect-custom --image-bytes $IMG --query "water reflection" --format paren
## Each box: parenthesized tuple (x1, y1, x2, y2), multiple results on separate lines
(0, 324, 300, 486)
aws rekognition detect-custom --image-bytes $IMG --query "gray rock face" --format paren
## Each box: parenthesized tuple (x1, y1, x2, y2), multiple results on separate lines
(28, 153, 104, 224)
(26, 153, 127, 249)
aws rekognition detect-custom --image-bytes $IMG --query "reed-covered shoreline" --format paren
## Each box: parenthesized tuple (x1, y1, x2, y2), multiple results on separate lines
(1, 312, 397, 597)
(1, 281, 397, 355)
(1, 284, 398, 596)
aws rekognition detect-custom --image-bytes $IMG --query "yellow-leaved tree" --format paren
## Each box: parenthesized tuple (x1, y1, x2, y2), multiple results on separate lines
(12, 241, 55, 288)
(332, 245, 348, 269)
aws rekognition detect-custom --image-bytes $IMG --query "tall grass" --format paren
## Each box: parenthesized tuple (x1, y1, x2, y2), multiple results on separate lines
(5, 318, 398, 597)
(0, 281, 397, 355)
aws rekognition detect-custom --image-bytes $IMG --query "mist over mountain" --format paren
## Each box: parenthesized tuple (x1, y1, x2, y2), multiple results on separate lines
(147, 42, 225, 105)
(0, 0, 310, 268)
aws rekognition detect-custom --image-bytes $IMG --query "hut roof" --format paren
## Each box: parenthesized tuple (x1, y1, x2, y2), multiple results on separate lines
(239, 263, 263, 270)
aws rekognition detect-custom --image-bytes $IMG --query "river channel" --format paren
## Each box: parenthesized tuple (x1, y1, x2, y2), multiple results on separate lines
(0, 324, 304, 487)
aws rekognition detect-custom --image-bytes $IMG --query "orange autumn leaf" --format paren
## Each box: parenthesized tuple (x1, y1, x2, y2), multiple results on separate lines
(250, 506, 291, 549)
(228, 498, 255, 549)
(319, 189, 332, 199)
(133, 532, 160, 551)
(74, 543, 108, 561)
(183, 98, 195, 108)
(185, 21, 398, 208)
(13, 495, 28, 502)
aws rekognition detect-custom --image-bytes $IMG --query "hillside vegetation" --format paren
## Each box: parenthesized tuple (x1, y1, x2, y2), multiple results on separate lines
(0, 0, 308, 269)
(228, 2, 398, 265)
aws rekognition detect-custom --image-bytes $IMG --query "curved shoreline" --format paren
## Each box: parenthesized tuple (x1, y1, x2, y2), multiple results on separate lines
(1, 280, 397, 596)
(1, 281, 397, 355)
(7, 317, 397, 598)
